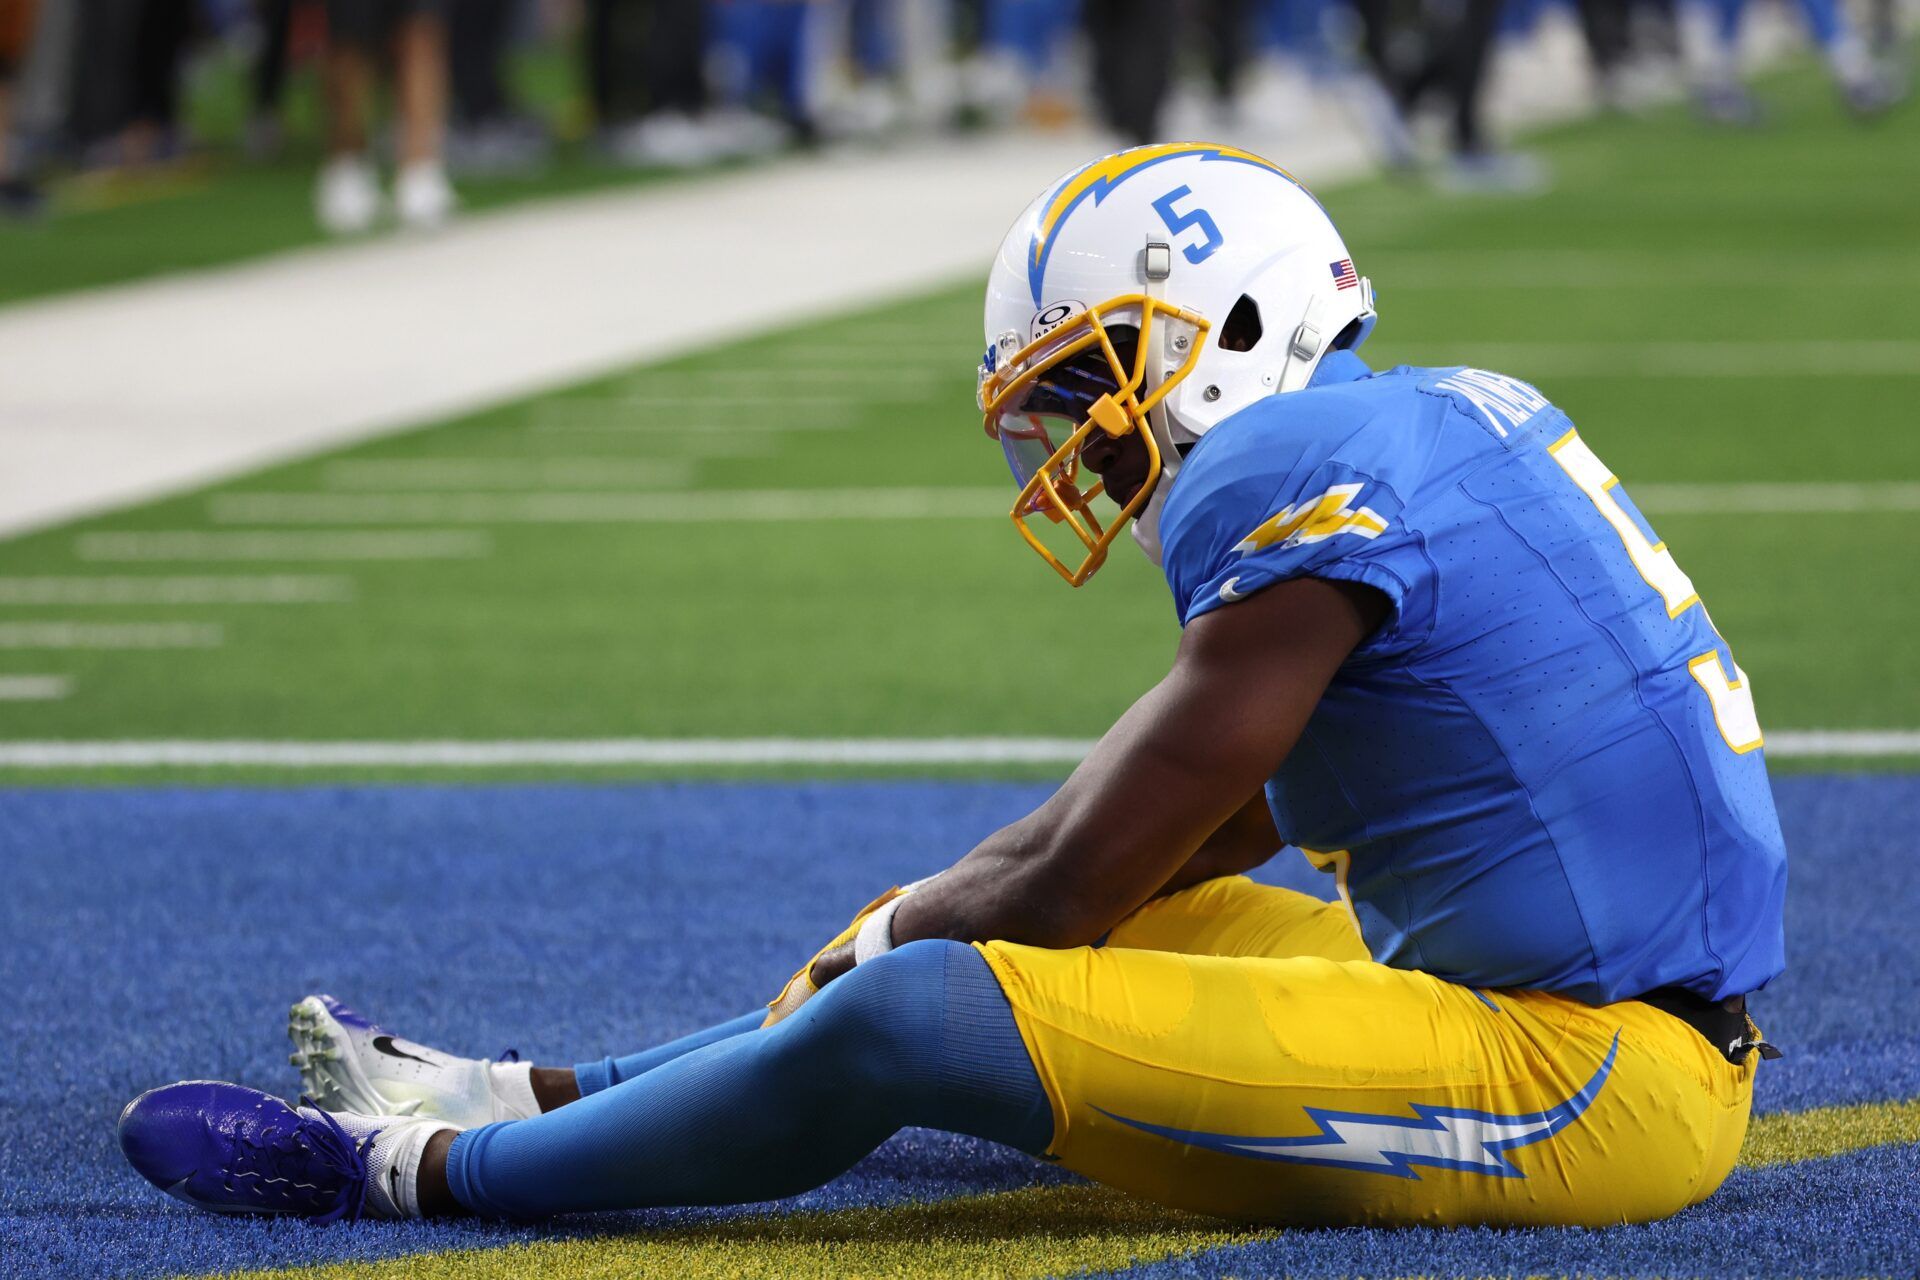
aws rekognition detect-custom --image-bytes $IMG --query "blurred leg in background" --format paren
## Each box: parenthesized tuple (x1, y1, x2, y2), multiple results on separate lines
(0, 0, 40, 216)
(69, 0, 192, 168)
(1086, 0, 1176, 143)
(448, 0, 549, 175)
(592, 0, 739, 167)
(1688, 0, 1898, 124)
(967, 0, 1080, 127)
(319, 0, 453, 232)
(248, 0, 293, 158)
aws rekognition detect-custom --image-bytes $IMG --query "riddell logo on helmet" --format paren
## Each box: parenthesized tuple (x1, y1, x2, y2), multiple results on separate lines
(1030, 301, 1086, 343)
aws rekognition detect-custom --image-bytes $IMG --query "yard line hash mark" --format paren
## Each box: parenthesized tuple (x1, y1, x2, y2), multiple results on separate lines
(0, 622, 224, 649)
(74, 531, 494, 562)
(0, 576, 355, 604)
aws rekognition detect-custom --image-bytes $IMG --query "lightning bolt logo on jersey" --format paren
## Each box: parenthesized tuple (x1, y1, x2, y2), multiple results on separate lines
(1098, 1032, 1619, 1180)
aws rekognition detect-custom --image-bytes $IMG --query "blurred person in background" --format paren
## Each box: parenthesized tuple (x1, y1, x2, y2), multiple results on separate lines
(69, 0, 194, 168)
(1351, 0, 1546, 192)
(0, 0, 38, 215)
(317, 0, 454, 233)
(447, 0, 549, 174)
(963, 0, 1080, 128)
(588, 0, 728, 164)
(1687, 0, 1901, 121)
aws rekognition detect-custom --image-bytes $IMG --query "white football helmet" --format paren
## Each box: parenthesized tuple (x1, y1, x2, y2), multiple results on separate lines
(977, 143, 1376, 585)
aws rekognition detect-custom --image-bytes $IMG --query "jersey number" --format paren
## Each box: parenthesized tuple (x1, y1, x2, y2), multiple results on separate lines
(1548, 429, 1764, 755)
(1152, 186, 1223, 265)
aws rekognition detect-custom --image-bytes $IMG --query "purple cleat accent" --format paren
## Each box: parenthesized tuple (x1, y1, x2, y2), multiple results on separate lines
(119, 1081, 374, 1224)
(318, 994, 377, 1031)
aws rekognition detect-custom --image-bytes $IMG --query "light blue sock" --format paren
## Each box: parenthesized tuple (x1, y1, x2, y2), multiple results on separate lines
(446, 941, 1052, 1218)
(573, 1010, 766, 1095)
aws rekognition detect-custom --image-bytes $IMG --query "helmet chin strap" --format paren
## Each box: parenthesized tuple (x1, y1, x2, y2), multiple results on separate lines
(1277, 292, 1331, 394)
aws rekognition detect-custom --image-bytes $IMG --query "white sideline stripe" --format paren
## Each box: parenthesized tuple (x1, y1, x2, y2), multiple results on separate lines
(1448, 340, 1920, 378)
(207, 489, 1009, 525)
(321, 458, 695, 490)
(0, 676, 72, 702)
(1633, 483, 1920, 514)
(0, 730, 1912, 767)
(73, 530, 494, 561)
(0, 575, 354, 604)
(0, 622, 224, 649)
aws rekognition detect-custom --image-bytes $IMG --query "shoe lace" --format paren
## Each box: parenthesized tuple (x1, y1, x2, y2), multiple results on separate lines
(220, 1100, 375, 1226)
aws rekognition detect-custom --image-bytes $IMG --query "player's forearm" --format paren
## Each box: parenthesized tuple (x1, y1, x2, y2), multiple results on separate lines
(892, 818, 1120, 951)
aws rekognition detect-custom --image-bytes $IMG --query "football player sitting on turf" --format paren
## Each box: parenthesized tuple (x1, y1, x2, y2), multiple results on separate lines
(120, 143, 1786, 1229)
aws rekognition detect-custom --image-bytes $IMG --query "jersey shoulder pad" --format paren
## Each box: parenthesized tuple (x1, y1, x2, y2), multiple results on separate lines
(1160, 389, 1413, 627)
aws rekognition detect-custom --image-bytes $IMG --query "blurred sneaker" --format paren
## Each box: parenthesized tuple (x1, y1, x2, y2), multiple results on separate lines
(1840, 70, 1905, 119)
(0, 176, 46, 221)
(1435, 149, 1551, 197)
(289, 994, 537, 1129)
(702, 108, 793, 159)
(607, 112, 727, 169)
(395, 162, 456, 230)
(315, 155, 382, 235)
(446, 118, 551, 177)
(119, 1080, 452, 1221)
(1693, 81, 1763, 126)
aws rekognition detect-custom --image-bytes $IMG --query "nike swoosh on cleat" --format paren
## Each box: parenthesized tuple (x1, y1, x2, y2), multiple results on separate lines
(372, 1035, 437, 1065)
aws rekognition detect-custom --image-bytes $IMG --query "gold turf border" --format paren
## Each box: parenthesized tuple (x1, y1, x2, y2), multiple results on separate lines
(187, 1096, 1920, 1280)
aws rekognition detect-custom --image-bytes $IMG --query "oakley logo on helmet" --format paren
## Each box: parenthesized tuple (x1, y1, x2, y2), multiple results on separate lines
(1030, 301, 1087, 343)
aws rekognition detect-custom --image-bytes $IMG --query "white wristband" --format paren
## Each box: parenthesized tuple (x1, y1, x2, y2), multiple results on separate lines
(853, 892, 909, 965)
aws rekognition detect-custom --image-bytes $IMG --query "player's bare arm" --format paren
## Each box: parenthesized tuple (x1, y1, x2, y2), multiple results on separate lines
(809, 576, 1385, 988)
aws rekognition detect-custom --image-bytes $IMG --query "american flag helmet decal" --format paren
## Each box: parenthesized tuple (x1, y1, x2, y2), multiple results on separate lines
(1330, 259, 1359, 290)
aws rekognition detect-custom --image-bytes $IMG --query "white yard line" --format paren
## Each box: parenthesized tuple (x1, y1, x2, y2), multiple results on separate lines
(207, 489, 1009, 525)
(620, 369, 960, 389)
(527, 403, 855, 433)
(321, 457, 696, 490)
(1377, 250, 1920, 290)
(202, 482, 1920, 526)
(0, 730, 1908, 767)
(73, 530, 494, 561)
(0, 622, 224, 649)
(1633, 483, 1920, 514)
(0, 575, 354, 604)
(1445, 341, 1920, 378)
(0, 676, 73, 702)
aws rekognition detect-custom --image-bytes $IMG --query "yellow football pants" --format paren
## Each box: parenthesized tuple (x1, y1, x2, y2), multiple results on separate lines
(976, 875, 1756, 1227)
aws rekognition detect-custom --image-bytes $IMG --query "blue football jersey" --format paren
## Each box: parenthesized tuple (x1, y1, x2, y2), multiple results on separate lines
(1159, 350, 1787, 1005)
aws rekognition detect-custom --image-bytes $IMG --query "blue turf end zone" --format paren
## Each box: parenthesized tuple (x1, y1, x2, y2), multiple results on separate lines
(1, 776, 1915, 1279)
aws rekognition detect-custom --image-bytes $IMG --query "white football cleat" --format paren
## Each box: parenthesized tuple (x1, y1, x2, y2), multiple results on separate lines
(289, 995, 537, 1130)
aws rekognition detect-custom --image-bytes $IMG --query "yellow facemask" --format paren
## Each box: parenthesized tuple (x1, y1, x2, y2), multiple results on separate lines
(978, 295, 1210, 587)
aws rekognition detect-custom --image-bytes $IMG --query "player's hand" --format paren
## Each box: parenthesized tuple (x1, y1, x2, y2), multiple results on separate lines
(762, 886, 907, 1026)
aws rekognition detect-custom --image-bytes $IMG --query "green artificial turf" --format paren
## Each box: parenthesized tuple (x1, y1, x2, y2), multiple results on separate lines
(0, 57, 1913, 781)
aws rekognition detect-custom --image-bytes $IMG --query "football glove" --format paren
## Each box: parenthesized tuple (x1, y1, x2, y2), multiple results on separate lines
(763, 885, 909, 1027)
